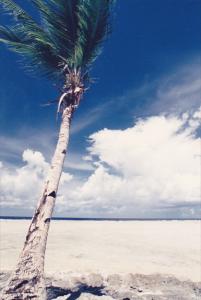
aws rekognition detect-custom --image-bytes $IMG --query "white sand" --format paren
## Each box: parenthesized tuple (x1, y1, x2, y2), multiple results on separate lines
(0, 220, 200, 282)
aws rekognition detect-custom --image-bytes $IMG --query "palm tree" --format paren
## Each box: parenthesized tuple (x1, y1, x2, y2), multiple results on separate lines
(0, 0, 115, 299)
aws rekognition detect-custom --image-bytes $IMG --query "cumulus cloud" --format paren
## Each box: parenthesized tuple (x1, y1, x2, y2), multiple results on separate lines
(1, 57, 201, 218)
(0, 108, 200, 218)
(0, 131, 93, 172)
(0, 149, 72, 209)
(61, 108, 200, 217)
(0, 109, 201, 217)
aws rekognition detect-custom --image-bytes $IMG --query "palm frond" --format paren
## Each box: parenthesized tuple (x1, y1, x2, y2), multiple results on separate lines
(1, 0, 56, 45)
(0, 0, 115, 81)
(31, 0, 79, 60)
(1, 0, 36, 24)
(0, 24, 62, 79)
(0, 25, 21, 42)
(0, 0, 65, 78)
(74, 0, 114, 69)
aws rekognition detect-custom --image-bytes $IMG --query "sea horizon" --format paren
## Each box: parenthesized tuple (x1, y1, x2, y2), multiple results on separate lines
(0, 216, 200, 221)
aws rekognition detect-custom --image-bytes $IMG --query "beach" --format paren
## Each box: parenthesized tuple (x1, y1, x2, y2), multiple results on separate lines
(0, 219, 200, 299)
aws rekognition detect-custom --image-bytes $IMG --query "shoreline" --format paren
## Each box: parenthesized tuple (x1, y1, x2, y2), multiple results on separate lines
(0, 216, 200, 221)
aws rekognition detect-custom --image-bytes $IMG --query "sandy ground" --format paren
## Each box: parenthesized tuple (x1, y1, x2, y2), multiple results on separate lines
(0, 220, 200, 299)
(0, 271, 201, 300)
(0, 220, 200, 282)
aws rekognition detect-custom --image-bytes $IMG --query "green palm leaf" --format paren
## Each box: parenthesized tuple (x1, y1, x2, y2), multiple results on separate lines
(74, 0, 114, 68)
(0, 0, 115, 81)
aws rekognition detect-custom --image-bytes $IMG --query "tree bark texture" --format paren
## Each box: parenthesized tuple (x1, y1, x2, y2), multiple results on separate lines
(0, 105, 73, 300)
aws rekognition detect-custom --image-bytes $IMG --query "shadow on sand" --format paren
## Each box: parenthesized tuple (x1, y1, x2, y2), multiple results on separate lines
(47, 284, 105, 300)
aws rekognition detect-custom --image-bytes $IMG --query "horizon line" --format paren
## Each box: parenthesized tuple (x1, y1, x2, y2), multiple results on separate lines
(0, 216, 200, 221)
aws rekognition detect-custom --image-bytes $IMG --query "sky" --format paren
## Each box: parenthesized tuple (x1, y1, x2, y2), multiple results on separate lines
(0, 0, 201, 218)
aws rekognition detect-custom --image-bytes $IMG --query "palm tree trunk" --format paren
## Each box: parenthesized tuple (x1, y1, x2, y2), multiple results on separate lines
(1, 105, 73, 300)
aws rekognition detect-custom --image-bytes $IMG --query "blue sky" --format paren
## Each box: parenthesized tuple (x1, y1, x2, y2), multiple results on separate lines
(0, 0, 201, 218)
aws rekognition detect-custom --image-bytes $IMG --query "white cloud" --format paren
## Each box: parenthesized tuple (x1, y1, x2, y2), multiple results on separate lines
(64, 153, 94, 171)
(112, 59, 201, 118)
(0, 130, 56, 164)
(0, 130, 93, 172)
(1, 61, 201, 218)
(0, 149, 72, 209)
(152, 62, 201, 114)
(0, 108, 200, 218)
(71, 103, 108, 134)
(61, 108, 200, 217)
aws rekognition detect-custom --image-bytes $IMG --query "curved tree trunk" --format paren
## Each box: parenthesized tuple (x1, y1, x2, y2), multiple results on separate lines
(1, 105, 73, 300)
